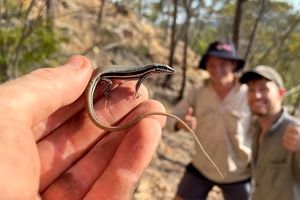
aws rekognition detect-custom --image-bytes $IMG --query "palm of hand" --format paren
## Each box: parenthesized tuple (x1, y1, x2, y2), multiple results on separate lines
(0, 56, 165, 200)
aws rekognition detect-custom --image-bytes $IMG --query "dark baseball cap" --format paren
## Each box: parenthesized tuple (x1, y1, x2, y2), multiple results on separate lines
(240, 65, 284, 87)
(198, 41, 245, 71)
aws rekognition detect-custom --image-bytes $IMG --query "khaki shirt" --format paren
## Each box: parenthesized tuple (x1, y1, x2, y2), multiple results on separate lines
(169, 79, 252, 183)
(251, 110, 300, 200)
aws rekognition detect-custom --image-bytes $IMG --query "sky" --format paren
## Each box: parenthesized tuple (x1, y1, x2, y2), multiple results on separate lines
(276, 0, 300, 10)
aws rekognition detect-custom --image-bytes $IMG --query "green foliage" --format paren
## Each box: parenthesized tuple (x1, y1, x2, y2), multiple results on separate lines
(143, 2, 161, 23)
(20, 22, 60, 72)
(186, 0, 300, 108)
(0, 1, 64, 82)
(1, 0, 299, 108)
(193, 25, 219, 55)
(239, 0, 300, 107)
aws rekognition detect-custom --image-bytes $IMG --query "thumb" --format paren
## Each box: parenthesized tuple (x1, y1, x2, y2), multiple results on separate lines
(0, 55, 93, 126)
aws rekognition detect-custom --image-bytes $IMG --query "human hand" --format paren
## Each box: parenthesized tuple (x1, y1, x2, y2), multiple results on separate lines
(0, 55, 166, 200)
(176, 107, 197, 131)
(283, 124, 300, 153)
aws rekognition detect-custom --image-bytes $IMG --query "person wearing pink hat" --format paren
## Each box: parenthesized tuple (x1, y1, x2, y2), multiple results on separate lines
(171, 41, 252, 200)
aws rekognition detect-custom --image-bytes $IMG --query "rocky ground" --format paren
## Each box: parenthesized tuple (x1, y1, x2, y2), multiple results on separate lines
(133, 129, 224, 200)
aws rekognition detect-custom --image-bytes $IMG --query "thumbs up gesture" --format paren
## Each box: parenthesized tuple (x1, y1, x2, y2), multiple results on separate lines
(176, 107, 197, 131)
(283, 124, 300, 153)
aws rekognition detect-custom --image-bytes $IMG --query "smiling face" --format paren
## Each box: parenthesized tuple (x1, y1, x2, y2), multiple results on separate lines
(206, 56, 237, 85)
(247, 78, 285, 118)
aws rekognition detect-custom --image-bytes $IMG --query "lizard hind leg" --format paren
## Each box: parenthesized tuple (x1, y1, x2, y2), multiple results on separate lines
(100, 78, 113, 107)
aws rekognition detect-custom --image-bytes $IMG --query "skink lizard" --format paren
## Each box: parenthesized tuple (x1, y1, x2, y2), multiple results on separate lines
(85, 63, 223, 179)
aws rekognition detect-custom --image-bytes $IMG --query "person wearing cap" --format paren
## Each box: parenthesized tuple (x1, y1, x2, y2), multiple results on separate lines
(171, 41, 252, 200)
(240, 65, 300, 200)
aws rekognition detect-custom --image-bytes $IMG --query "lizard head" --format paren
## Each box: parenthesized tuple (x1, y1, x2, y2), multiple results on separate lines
(152, 64, 175, 74)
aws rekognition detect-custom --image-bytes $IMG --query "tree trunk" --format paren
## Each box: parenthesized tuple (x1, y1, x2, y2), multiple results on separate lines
(177, 17, 190, 101)
(176, 0, 200, 101)
(232, 0, 246, 50)
(10, 0, 37, 79)
(163, 0, 178, 87)
(258, 17, 300, 65)
(46, 0, 54, 31)
(97, 0, 106, 28)
(244, 0, 266, 66)
(161, 0, 170, 41)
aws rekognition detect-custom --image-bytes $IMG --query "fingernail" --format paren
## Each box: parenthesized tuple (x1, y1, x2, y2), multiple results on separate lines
(64, 55, 85, 69)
